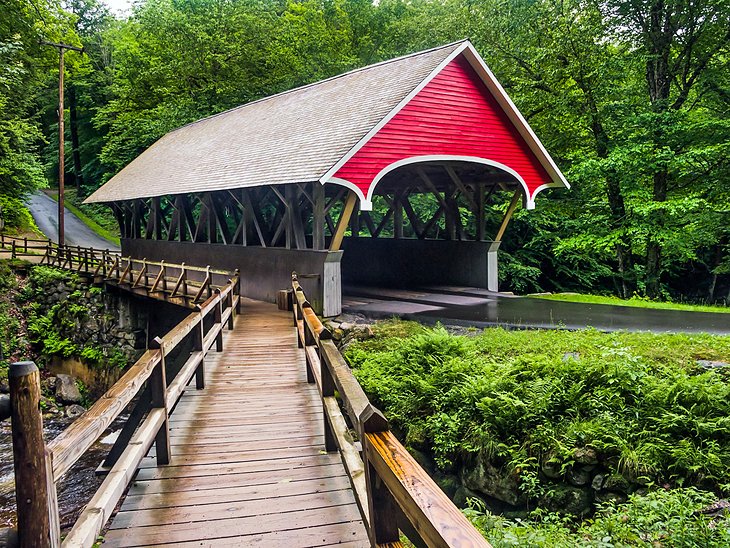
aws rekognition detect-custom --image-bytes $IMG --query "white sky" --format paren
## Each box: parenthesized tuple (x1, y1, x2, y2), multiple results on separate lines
(102, 0, 132, 16)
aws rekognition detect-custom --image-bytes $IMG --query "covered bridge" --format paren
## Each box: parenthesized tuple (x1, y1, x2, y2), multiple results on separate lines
(86, 40, 568, 316)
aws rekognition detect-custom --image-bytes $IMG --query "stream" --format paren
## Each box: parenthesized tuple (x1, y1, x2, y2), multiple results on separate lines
(0, 413, 127, 531)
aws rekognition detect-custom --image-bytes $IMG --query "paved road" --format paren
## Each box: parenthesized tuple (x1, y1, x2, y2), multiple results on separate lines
(343, 285, 730, 335)
(26, 192, 120, 251)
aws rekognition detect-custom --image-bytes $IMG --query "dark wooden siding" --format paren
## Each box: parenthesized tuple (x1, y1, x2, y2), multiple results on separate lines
(334, 55, 551, 198)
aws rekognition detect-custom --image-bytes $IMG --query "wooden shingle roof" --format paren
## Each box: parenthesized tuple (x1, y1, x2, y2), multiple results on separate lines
(85, 42, 466, 203)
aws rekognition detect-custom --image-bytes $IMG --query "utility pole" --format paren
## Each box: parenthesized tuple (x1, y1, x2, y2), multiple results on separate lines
(41, 41, 84, 248)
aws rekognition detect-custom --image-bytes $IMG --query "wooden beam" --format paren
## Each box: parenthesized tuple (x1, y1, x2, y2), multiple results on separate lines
(242, 189, 268, 247)
(180, 195, 196, 241)
(312, 183, 325, 250)
(477, 183, 486, 241)
(494, 189, 522, 242)
(401, 194, 425, 239)
(330, 191, 357, 251)
(287, 185, 307, 249)
(393, 192, 403, 239)
(360, 211, 377, 237)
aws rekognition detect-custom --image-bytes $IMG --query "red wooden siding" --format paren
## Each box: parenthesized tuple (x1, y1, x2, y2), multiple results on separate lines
(333, 55, 552, 200)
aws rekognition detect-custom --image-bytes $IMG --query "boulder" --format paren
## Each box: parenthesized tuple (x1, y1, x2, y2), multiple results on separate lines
(66, 404, 86, 419)
(42, 376, 57, 393)
(591, 473, 606, 491)
(462, 457, 524, 507)
(573, 447, 598, 465)
(541, 460, 562, 479)
(595, 491, 627, 505)
(55, 374, 82, 404)
(603, 474, 630, 493)
(453, 486, 485, 509)
(435, 474, 461, 499)
(567, 467, 591, 487)
(539, 485, 591, 516)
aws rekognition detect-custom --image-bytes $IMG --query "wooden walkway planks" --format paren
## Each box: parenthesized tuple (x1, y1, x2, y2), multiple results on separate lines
(104, 299, 368, 547)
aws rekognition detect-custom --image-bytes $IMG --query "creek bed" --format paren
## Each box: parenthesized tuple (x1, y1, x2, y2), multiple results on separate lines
(0, 413, 127, 531)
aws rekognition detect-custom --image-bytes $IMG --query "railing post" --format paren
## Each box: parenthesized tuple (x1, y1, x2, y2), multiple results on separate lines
(11, 239, 15, 259)
(161, 262, 167, 292)
(214, 289, 223, 352)
(192, 313, 205, 389)
(147, 338, 170, 465)
(234, 269, 241, 313)
(9, 361, 60, 548)
(225, 291, 234, 329)
(359, 405, 397, 548)
(319, 330, 337, 453)
(23, 237, 27, 254)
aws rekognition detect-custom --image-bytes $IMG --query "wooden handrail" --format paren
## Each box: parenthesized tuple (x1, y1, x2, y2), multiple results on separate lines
(291, 272, 491, 548)
(7, 250, 241, 547)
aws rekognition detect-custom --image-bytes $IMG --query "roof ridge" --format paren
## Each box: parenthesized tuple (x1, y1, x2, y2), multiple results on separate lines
(170, 40, 470, 134)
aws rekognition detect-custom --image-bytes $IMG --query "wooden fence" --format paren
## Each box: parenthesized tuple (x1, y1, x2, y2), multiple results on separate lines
(0, 235, 235, 308)
(291, 273, 491, 548)
(5, 258, 240, 547)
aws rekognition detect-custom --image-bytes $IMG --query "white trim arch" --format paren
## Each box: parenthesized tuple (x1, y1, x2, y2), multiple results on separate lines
(322, 155, 540, 210)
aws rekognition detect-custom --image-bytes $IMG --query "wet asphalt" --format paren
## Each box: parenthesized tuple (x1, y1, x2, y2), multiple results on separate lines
(26, 192, 120, 251)
(342, 285, 730, 335)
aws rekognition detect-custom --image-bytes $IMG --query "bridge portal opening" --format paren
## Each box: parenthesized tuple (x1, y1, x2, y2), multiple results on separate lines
(338, 158, 526, 292)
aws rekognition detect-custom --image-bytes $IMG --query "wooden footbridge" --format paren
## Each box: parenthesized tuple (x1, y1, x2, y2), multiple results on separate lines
(1, 237, 490, 547)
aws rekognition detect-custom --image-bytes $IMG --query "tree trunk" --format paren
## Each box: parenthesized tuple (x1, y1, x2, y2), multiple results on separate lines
(645, 169, 668, 298)
(68, 85, 84, 190)
(708, 236, 727, 302)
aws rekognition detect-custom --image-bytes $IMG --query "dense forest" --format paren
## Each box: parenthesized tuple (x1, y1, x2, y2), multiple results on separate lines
(2, 0, 729, 302)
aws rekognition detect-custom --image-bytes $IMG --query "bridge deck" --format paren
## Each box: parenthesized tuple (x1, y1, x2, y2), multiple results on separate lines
(103, 299, 368, 547)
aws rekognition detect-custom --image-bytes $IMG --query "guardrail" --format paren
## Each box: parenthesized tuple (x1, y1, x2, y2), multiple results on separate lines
(4, 249, 240, 547)
(290, 273, 491, 548)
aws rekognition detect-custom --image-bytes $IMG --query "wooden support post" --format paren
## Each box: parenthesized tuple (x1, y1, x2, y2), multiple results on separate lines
(330, 191, 357, 252)
(494, 189, 522, 242)
(11, 240, 15, 259)
(214, 289, 223, 352)
(192, 316, 205, 390)
(393, 192, 403, 239)
(312, 183, 325, 250)
(9, 361, 59, 548)
(359, 405, 397, 547)
(477, 183, 486, 241)
(225, 292, 234, 329)
(320, 348, 337, 453)
(147, 340, 170, 466)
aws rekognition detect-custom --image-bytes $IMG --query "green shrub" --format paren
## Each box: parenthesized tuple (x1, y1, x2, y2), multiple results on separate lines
(467, 487, 730, 547)
(346, 323, 730, 492)
(0, 194, 39, 232)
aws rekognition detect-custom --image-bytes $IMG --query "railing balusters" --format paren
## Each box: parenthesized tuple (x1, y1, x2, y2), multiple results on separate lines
(148, 337, 170, 465)
(214, 289, 223, 352)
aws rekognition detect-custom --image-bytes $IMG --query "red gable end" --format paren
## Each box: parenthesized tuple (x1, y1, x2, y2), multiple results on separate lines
(330, 55, 553, 208)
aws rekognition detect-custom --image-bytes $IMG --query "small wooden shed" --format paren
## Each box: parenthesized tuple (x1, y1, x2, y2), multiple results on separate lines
(86, 40, 568, 315)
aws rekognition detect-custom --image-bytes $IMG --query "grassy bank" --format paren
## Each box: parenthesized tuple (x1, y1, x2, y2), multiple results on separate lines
(345, 321, 730, 546)
(530, 293, 730, 314)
